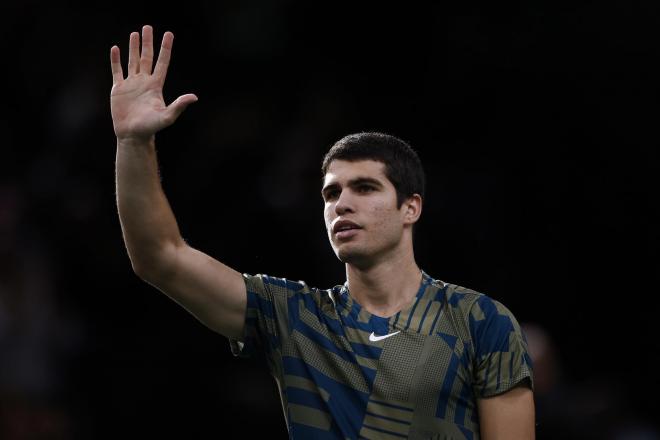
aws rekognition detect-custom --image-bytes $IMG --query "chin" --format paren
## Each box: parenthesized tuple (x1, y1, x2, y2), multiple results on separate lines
(335, 245, 371, 266)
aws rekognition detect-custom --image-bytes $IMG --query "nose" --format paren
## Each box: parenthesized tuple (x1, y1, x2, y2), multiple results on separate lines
(334, 190, 355, 216)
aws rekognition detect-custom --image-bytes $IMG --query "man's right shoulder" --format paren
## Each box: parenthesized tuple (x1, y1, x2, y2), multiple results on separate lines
(243, 273, 335, 298)
(243, 273, 341, 317)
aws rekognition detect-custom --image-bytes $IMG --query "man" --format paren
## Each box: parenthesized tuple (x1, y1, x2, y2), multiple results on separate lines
(111, 25, 535, 439)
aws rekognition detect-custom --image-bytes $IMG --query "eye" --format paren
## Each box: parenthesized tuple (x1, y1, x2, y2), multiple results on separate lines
(324, 189, 340, 201)
(356, 185, 374, 193)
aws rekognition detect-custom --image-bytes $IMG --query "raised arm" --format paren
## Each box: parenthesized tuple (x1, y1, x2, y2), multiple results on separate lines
(111, 25, 247, 339)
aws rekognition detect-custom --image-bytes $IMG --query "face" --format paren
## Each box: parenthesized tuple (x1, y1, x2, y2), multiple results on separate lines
(322, 159, 420, 267)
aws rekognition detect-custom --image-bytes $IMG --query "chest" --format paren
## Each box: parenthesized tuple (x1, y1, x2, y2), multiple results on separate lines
(280, 308, 476, 417)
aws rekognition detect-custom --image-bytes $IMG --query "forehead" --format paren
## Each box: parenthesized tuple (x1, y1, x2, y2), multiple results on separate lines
(323, 159, 388, 186)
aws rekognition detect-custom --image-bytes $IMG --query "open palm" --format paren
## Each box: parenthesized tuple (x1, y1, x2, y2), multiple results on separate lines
(110, 26, 197, 141)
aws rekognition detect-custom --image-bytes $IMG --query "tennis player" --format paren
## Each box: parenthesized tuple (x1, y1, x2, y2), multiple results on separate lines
(111, 25, 535, 439)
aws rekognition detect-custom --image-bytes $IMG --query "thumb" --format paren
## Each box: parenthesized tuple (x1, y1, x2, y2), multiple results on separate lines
(164, 93, 198, 124)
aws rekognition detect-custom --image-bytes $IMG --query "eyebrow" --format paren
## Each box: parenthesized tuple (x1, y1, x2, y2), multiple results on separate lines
(321, 176, 384, 198)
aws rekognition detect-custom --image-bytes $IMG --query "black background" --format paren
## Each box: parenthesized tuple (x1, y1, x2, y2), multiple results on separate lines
(1, 1, 658, 439)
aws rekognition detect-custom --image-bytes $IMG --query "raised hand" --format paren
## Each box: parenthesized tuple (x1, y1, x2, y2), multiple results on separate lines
(110, 25, 197, 142)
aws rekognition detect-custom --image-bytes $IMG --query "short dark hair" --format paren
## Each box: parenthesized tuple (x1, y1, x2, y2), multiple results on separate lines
(321, 132, 425, 207)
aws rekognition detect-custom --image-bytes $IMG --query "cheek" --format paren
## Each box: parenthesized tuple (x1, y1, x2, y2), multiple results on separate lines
(324, 205, 334, 227)
(370, 202, 398, 230)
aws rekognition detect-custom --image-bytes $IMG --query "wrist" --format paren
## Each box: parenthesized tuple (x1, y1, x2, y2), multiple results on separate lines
(116, 135, 156, 150)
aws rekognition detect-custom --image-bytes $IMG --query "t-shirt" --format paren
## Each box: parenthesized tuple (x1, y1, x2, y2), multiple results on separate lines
(230, 271, 533, 440)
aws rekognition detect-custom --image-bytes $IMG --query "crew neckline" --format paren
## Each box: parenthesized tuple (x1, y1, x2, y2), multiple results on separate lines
(338, 270, 433, 325)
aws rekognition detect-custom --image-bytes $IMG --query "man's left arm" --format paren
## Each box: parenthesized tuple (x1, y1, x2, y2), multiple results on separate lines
(477, 383, 535, 440)
(468, 294, 536, 439)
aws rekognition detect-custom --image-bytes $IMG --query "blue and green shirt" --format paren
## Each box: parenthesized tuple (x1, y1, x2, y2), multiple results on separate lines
(230, 271, 533, 439)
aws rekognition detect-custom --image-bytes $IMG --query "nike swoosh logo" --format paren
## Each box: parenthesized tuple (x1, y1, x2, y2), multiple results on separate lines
(369, 331, 400, 342)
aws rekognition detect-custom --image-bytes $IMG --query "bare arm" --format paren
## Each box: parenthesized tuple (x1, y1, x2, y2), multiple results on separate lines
(111, 25, 246, 339)
(477, 385, 535, 440)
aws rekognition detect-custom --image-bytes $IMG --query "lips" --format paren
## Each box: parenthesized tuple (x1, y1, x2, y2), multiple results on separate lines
(332, 219, 362, 240)
(332, 219, 361, 234)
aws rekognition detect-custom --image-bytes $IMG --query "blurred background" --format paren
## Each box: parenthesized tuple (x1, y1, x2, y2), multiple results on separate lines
(1, 1, 658, 439)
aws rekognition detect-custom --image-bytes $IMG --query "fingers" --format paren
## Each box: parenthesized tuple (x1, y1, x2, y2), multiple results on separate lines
(139, 25, 154, 75)
(110, 46, 123, 85)
(115, 26, 178, 86)
(153, 31, 174, 86)
(127, 31, 140, 75)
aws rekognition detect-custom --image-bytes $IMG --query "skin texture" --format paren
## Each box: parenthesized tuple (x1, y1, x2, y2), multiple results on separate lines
(112, 26, 246, 339)
(323, 160, 416, 268)
(322, 159, 424, 318)
(478, 385, 536, 439)
(111, 25, 534, 439)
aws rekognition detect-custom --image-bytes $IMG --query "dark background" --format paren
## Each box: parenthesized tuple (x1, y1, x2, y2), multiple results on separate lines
(1, 1, 658, 439)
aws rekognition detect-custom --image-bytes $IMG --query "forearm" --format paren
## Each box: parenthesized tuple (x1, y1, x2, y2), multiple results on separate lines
(115, 136, 184, 277)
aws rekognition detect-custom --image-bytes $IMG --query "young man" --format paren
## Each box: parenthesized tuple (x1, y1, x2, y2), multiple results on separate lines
(111, 26, 535, 439)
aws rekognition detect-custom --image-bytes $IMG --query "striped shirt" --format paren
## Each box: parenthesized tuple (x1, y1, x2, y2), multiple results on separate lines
(230, 271, 533, 439)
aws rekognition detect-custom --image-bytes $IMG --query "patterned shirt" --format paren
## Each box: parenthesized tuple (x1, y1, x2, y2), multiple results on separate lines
(230, 271, 533, 439)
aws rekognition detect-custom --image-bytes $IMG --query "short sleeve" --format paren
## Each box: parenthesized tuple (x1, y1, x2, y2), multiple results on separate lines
(469, 295, 534, 397)
(229, 273, 302, 360)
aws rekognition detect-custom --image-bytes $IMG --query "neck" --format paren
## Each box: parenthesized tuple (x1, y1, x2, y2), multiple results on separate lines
(345, 245, 422, 318)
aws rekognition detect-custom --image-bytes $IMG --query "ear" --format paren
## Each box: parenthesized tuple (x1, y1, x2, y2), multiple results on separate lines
(402, 194, 422, 225)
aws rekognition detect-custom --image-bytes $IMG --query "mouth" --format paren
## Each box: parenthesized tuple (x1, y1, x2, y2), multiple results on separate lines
(332, 220, 362, 240)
